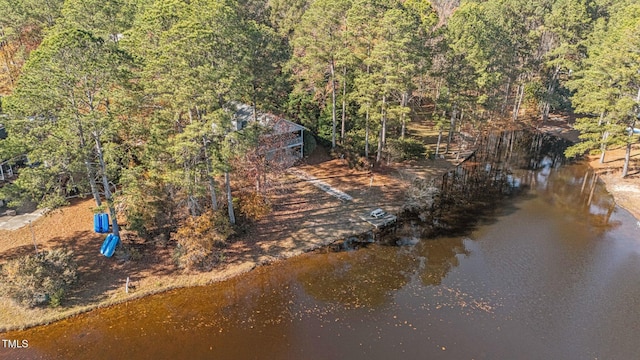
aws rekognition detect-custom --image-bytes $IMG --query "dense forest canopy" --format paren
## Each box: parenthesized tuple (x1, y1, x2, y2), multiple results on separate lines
(0, 0, 638, 246)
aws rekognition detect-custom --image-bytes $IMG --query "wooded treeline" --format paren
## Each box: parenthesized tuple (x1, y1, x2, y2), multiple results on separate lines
(0, 0, 638, 248)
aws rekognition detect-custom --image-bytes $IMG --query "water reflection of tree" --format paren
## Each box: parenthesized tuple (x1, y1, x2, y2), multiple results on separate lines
(487, 131, 620, 231)
(531, 164, 620, 232)
(416, 237, 469, 286)
(406, 131, 581, 237)
(298, 248, 419, 307)
(472, 131, 569, 171)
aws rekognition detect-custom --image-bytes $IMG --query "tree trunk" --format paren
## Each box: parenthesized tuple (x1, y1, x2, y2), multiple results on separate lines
(330, 60, 337, 149)
(75, 120, 102, 207)
(434, 79, 442, 108)
(376, 127, 383, 163)
(381, 94, 387, 146)
(599, 131, 608, 164)
(252, 83, 258, 123)
(502, 77, 512, 115)
(445, 107, 457, 154)
(82, 151, 102, 207)
(188, 195, 198, 217)
(94, 135, 119, 237)
(225, 171, 236, 224)
(365, 106, 370, 158)
(435, 129, 442, 157)
(376, 94, 387, 163)
(512, 83, 524, 121)
(542, 65, 561, 123)
(364, 58, 371, 158)
(70, 91, 102, 207)
(341, 66, 347, 144)
(626, 91, 640, 177)
(401, 92, 408, 139)
(203, 137, 218, 210)
(598, 111, 607, 164)
(597, 110, 605, 126)
(622, 119, 636, 178)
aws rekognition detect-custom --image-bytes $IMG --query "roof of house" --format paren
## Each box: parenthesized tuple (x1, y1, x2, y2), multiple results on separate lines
(229, 102, 306, 133)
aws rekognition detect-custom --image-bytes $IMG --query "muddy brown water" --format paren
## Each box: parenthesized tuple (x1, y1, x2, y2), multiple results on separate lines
(2, 161, 640, 359)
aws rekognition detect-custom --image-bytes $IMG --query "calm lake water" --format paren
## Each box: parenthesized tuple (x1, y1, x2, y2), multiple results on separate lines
(2, 160, 640, 359)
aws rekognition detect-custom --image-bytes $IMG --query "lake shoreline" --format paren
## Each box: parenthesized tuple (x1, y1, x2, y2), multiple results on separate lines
(538, 119, 640, 221)
(584, 151, 640, 222)
(2, 127, 638, 334)
(1, 155, 440, 333)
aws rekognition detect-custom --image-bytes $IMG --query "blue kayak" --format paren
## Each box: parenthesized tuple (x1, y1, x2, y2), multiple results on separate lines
(100, 234, 120, 257)
(94, 213, 110, 233)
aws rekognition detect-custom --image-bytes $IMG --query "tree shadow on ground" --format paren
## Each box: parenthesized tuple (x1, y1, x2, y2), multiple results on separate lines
(605, 152, 640, 164)
(224, 172, 408, 269)
(46, 230, 178, 307)
(302, 144, 332, 165)
(0, 244, 38, 262)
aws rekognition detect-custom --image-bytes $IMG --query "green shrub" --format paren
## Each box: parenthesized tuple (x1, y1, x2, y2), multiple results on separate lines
(49, 289, 66, 308)
(303, 131, 317, 157)
(386, 138, 426, 161)
(343, 128, 379, 158)
(0, 249, 77, 308)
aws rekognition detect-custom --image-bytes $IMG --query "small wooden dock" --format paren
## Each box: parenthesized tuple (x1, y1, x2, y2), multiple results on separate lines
(359, 209, 397, 229)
